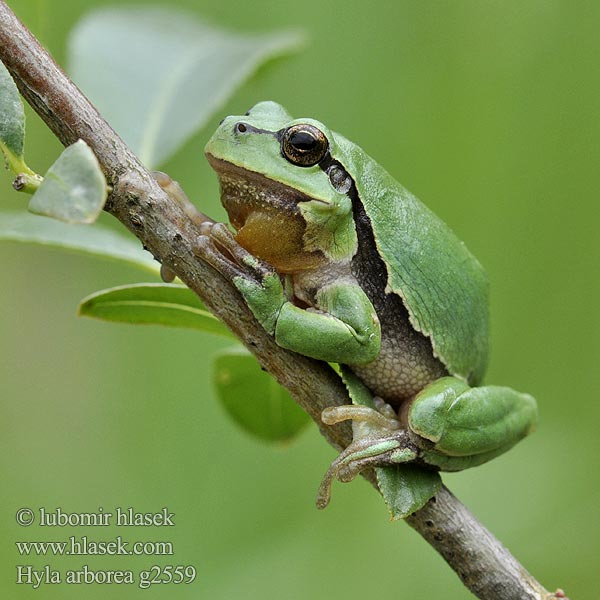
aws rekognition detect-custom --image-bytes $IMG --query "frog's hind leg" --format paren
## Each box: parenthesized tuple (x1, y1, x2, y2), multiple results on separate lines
(408, 376, 538, 466)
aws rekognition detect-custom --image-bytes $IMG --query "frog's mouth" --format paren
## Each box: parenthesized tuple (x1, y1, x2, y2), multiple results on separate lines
(205, 154, 326, 273)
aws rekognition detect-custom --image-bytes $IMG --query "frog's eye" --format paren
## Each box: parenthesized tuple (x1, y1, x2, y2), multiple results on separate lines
(281, 124, 328, 167)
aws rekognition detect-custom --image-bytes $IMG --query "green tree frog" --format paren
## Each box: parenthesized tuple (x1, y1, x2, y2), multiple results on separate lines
(196, 101, 537, 508)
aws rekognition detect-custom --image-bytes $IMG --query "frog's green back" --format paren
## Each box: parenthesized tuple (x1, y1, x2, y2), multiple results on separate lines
(334, 134, 489, 384)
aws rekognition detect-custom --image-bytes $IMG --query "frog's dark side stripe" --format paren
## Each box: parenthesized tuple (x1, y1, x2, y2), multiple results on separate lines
(319, 154, 447, 406)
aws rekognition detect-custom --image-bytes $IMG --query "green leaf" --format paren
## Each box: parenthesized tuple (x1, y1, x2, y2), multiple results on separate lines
(213, 347, 309, 442)
(340, 365, 376, 409)
(68, 6, 304, 168)
(0, 58, 27, 172)
(376, 464, 442, 521)
(78, 283, 233, 338)
(0, 211, 158, 273)
(28, 140, 107, 224)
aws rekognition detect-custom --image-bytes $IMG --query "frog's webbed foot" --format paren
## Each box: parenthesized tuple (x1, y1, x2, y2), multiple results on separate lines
(194, 223, 285, 335)
(152, 171, 215, 282)
(317, 401, 418, 509)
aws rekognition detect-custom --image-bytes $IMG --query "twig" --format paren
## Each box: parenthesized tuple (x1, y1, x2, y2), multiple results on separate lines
(0, 3, 565, 599)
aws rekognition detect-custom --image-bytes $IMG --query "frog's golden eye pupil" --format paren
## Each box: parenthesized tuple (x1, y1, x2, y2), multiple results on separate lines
(281, 124, 328, 167)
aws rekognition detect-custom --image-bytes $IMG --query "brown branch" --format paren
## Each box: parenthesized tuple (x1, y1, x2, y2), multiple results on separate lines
(0, 3, 565, 599)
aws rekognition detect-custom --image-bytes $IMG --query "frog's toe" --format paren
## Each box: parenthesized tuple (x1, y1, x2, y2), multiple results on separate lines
(316, 440, 367, 509)
(152, 170, 213, 228)
(372, 396, 399, 421)
(160, 263, 176, 283)
(194, 233, 246, 282)
(198, 221, 214, 236)
(321, 404, 400, 431)
(152, 170, 172, 190)
(208, 222, 236, 244)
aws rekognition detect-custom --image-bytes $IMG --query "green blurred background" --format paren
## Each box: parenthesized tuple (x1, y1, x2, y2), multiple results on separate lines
(1, 0, 599, 598)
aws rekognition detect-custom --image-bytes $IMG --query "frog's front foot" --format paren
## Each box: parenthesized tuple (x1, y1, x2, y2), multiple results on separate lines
(317, 401, 418, 509)
(194, 223, 286, 334)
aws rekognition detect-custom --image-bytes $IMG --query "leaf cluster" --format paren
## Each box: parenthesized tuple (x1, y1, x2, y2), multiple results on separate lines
(0, 6, 307, 444)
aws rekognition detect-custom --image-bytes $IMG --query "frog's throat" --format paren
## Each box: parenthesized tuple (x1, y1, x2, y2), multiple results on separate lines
(205, 154, 327, 273)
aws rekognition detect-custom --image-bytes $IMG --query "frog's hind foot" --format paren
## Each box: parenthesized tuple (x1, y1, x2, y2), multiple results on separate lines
(316, 431, 418, 509)
(317, 402, 418, 509)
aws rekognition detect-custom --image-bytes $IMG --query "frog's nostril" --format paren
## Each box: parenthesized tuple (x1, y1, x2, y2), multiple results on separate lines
(235, 122, 248, 134)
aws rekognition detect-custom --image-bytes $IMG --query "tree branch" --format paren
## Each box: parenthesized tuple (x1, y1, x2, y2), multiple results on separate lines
(0, 3, 565, 599)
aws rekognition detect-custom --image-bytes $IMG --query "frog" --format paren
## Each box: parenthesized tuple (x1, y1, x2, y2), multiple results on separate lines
(193, 100, 538, 509)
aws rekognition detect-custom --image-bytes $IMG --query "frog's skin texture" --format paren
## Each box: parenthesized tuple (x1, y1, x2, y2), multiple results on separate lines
(199, 101, 537, 505)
